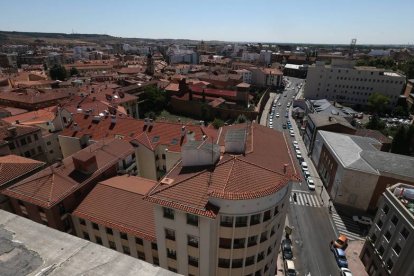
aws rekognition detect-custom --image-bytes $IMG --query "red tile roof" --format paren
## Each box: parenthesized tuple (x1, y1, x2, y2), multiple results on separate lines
(0, 120, 40, 141)
(2, 139, 134, 208)
(0, 88, 72, 104)
(73, 175, 157, 241)
(145, 123, 299, 217)
(2, 108, 56, 125)
(0, 155, 45, 187)
(60, 113, 215, 153)
(189, 85, 237, 99)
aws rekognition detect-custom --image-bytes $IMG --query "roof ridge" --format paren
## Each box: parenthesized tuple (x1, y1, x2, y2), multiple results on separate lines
(235, 156, 287, 176)
(222, 158, 236, 193)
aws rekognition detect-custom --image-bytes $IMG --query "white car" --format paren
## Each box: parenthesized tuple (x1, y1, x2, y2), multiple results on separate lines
(296, 154, 303, 160)
(340, 268, 353, 276)
(278, 102, 282, 106)
(301, 161, 308, 171)
(275, 113, 280, 118)
(292, 141, 298, 146)
(307, 178, 315, 190)
(352, 216, 373, 225)
(289, 130, 295, 137)
(294, 144, 299, 150)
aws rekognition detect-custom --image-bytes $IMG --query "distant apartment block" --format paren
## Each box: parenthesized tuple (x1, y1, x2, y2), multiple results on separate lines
(360, 183, 414, 276)
(304, 60, 405, 107)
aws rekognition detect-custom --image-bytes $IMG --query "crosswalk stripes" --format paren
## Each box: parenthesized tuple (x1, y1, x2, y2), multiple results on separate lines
(289, 191, 321, 207)
(331, 212, 364, 241)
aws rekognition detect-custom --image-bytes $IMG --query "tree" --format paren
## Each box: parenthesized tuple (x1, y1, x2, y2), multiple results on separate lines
(70, 67, 79, 76)
(391, 126, 409, 154)
(49, 64, 67, 81)
(367, 93, 389, 114)
(393, 105, 409, 117)
(235, 114, 248, 124)
(141, 86, 167, 115)
(366, 115, 385, 131)
(212, 118, 224, 129)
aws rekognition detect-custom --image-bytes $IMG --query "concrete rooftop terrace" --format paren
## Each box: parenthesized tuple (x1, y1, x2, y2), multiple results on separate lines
(0, 210, 176, 276)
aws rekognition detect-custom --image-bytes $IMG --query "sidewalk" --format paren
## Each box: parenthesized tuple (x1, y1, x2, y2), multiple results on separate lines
(346, 240, 368, 276)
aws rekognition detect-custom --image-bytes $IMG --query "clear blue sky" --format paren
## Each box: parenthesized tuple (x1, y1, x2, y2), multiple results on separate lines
(1, 0, 413, 44)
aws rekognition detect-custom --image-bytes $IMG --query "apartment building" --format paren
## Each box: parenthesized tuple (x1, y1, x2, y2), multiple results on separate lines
(250, 67, 283, 88)
(145, 124, 298, 276)
(311, 131, 414, 211)
(58, 113, 214, 181)
(1, 139, 136, 233)
(360, 183, 414, 276)
(304, 59, 406, 107)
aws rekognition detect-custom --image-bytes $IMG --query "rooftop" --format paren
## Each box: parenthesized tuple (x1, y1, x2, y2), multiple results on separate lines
(0, 155, 45, 187)
(387, 183, 414, 221)
(73, 175, 157, 241)
(2, 139, 134, 208)
(308, 113, 355, 130)
(0, 210, 175, 276)
(146, 123, 299, 218)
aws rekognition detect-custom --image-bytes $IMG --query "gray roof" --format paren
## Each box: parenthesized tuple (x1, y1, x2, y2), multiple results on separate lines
(319, 130, 414, 179)
(0, 210, 176, 276)
(225, 128, 247, 142)
(310, 99, 348, 117)
(308, 113, 355, 130)
(183, 140, 220, 154)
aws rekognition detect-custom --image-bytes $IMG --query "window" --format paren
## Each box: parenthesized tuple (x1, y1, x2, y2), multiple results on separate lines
(27, 136, 32, 143)
(218, 258, 230, 268)
(79, 218, 86, 226)
(219, 238, 232, 249)
(166, 248, 176, 260)
(245, 255, 255, 266)
(109, 241, 116, 249)
(122, 245, 130, 255)
(260, 231, 267, 243)
(247, 235, 257, 247)
(270, 226, 275, 237)
(386, 259, 393, 271)
(235, 216, 248, 227)
(153, 257, 159, 265)
(370, 233, 377, 243)
(83, 231, 90, 240)
(187, 235, 199, 248)
(168, 267, 177, 273)
(95, 236, 102, 245)
(257, 251, 265, 262)
(8, 142, 16, 150)
(385, 231, 391, 241)
(92, 222, 99, 230)
(188, 256, 199, 267)
(135, 237, 143, 245)
(267, 246, 272, 256)
(232, 258, 243, 268)
(393, 243, 401, 255)
(378, 245, 385, 257)
(250, 214, 261, 225)
(137, 251, 145, 260)
(376, 219, 383, 229)
(165, 228, 175, 241)
(220, 216, 233, 227)
(151, 242, 157, 250)
(163, 207, 174, 220)
(24, 151, 31, 157)
(120, 232, 128, 240)
(187, 213, 198, 226)
(63, 217, 71, 231)
(30, 148, 36, 156)
(274, 206, 279, 216)
(401, 227, 409, 239)
(391, 216, 398, 226)
(162, 154, 166, 159)
(34, 134, 38, 141)
(37, 146, 42, 153)
(106, 227, 113, 235)
(263, 210, 271, 221)
(20, 138, 27, 145)
(233, 238, 245, 249)
(46, 141, 51, 146)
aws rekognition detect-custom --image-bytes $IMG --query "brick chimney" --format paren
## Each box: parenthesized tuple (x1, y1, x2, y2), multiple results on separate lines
(72, 151, 98, 175)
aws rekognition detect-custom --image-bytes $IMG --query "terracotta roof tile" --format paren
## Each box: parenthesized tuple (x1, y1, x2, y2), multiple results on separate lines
(73, 175, 157, 241)
(0, 155, 45, 187)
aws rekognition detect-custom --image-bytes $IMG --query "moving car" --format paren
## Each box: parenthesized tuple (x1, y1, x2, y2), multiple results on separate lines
(275, 113, 280, 118)
(307, 177, 315, 190)
(278, 102, 282, 106)
(284, 260, 297, 276)
(285, 112, 289, 118)
(282, 124, 287, 129)
(352, 216, 373, 225)
(281, 239, 293, 260)
(331, 247, 348, 268)
(340, 268, 353, 276)
(333, 234, 348, 250)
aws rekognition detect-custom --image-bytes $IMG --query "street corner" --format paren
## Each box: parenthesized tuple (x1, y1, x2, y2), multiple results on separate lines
(346, 240, 368, 276)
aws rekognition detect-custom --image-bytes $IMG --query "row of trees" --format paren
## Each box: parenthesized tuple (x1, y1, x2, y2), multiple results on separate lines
(356, 57, 414, 79)
(49, 65, 79, 81)
(391, 125, 414, 155)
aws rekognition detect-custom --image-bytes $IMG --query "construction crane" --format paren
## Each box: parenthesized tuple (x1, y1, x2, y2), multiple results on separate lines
(349, 38, 357, 59)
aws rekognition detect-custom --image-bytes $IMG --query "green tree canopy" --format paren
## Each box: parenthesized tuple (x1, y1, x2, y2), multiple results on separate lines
(70, 67, 79, 76)
(367, 93, 390, 114)
(235, 114, 248, 124)
(49, 64, 67, 81)
(140, 86, 168, 116)
(366, 115, 386, 131)
(212, 118, 224, 129)
(391, 126, 409, 154)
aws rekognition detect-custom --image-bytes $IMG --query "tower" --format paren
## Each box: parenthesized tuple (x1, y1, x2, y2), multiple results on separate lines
(145, 48, 155, 76)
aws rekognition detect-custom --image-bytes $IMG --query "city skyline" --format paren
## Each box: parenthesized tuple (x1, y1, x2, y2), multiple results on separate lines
(1, 0, 414, 45)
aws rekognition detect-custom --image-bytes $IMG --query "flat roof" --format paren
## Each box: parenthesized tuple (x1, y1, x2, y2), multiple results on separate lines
(0, 210, 176, 276)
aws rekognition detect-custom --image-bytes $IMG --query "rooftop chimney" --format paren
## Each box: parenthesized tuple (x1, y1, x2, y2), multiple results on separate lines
(72, 152, 98, 175)
(181, 126, 186, 137)
(7, 127, 17, 137)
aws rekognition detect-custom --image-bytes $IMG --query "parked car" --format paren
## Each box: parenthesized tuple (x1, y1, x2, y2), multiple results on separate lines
(289, 130, 295, 137)
(296, 154, 303, 160)
(303, 170, 310, 179)
(331, 247, 348, 268)
(340, 268, 353, 276)
(307, 178, 315, 190)
(352, 216, 373, 225)
(332, 234, 348, 250)
(285, 112, 289, 118)
(294, 144, 299, 150)
(284, 260, 297, 276)
(281, 239, 293, 260)
(292, 140, 298, 146)
(301, 162, 308, 171)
